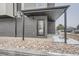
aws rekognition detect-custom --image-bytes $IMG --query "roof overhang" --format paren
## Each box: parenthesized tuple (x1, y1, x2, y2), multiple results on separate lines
(0, 15, 14, 19)
(21, 5, 70, 20)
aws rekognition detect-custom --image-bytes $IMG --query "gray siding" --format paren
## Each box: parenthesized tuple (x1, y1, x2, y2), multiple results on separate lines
(17, 18, 23, 37)
(0, 3, 6, 15)
(0, 16, 55, 37)
(0, 3, 14, 17)
(21, 3, 55, 10)
(24, 16, 37, 37)
(0, 3, 56, 37)
(47, 3, 55, 8)
(0, 18, 15, 37)
(48, 21, 55, 34)
(16, 16, 37, 37)
(17, 15, 48, 37)
(22, 3, 47, 10)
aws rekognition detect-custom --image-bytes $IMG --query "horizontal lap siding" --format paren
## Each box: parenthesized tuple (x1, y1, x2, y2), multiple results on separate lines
(24, 16, 37, 37)
(17, 18, 23, 37)
(48, 21, 55, 34)
(0, 16, 48, 37)
(0, 18, 15, 37)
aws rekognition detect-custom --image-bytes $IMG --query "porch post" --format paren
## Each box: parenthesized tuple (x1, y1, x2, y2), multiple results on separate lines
(15, 16, 17, 37)
(22, 13, 25, 41)
(64, 11, 67, 43)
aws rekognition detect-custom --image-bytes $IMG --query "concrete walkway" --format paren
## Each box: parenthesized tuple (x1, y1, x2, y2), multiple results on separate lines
(0, 48, 58, 56)
(0, 48, 78, 56)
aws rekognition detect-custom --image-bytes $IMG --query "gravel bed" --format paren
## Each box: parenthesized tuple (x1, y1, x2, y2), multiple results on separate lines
(0, 37, 79, 55)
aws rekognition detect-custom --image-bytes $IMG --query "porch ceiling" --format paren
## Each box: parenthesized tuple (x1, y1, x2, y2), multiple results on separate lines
(21, 5, 70, 20)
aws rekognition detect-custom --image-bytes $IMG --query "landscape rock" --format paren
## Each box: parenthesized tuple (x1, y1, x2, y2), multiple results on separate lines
(0, 37, 79, 55)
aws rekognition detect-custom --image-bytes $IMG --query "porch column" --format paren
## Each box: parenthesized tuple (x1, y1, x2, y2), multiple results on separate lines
(64, 11, 67, 43)
(22, 13, 25, 41)
(15, 16, 17, 37)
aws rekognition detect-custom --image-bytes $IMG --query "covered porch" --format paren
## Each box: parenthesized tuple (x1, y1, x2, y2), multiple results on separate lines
(15, 5, 69, 43)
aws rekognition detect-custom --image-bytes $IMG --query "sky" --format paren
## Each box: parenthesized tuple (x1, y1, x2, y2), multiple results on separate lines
(56, 3, 79, 28)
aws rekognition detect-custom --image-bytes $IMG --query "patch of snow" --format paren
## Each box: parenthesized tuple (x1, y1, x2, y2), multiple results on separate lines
(53, 35, 64, 42)
(67, 38, 79, 44)
(53, 35, 79, 44)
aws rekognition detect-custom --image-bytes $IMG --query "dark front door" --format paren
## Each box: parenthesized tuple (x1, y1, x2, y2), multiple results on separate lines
(37, 19, 45, 36)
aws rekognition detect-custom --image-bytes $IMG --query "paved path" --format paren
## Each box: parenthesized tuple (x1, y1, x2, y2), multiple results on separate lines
(0, 49, 56, 56)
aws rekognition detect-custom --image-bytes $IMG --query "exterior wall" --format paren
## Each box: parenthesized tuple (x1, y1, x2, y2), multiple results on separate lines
(0, 18, 15, 37)
(0, 16, 47, 37)
(55, 3, 70, 6)
(0, 3, 6, 15)
(0, 3, 14, 17)
(23, 16, 47, 37)
(48, 21, 55, 34)
(21, 3, 47, 10)
(21, 3, 55, 10)
(0, 18, 23, 37)
(16, 16, 37, 37)
(24, 16, 37, 37)
(47, 3, 55, 8)
(15, 15, 47, 37)
(0, 3, 55, 16)
(0, 3, 55, 37)
(13, 3, 17, 16)
(0, 17, 55, 37)
(17, 18, 23, 37)
(6, 3, 14, 17)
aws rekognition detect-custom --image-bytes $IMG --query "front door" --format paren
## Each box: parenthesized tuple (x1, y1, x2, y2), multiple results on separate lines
(37, 19, 45, 36)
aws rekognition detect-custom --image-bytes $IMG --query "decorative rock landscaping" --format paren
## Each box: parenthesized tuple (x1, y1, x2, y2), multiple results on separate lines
(0, 37, 79, 55)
